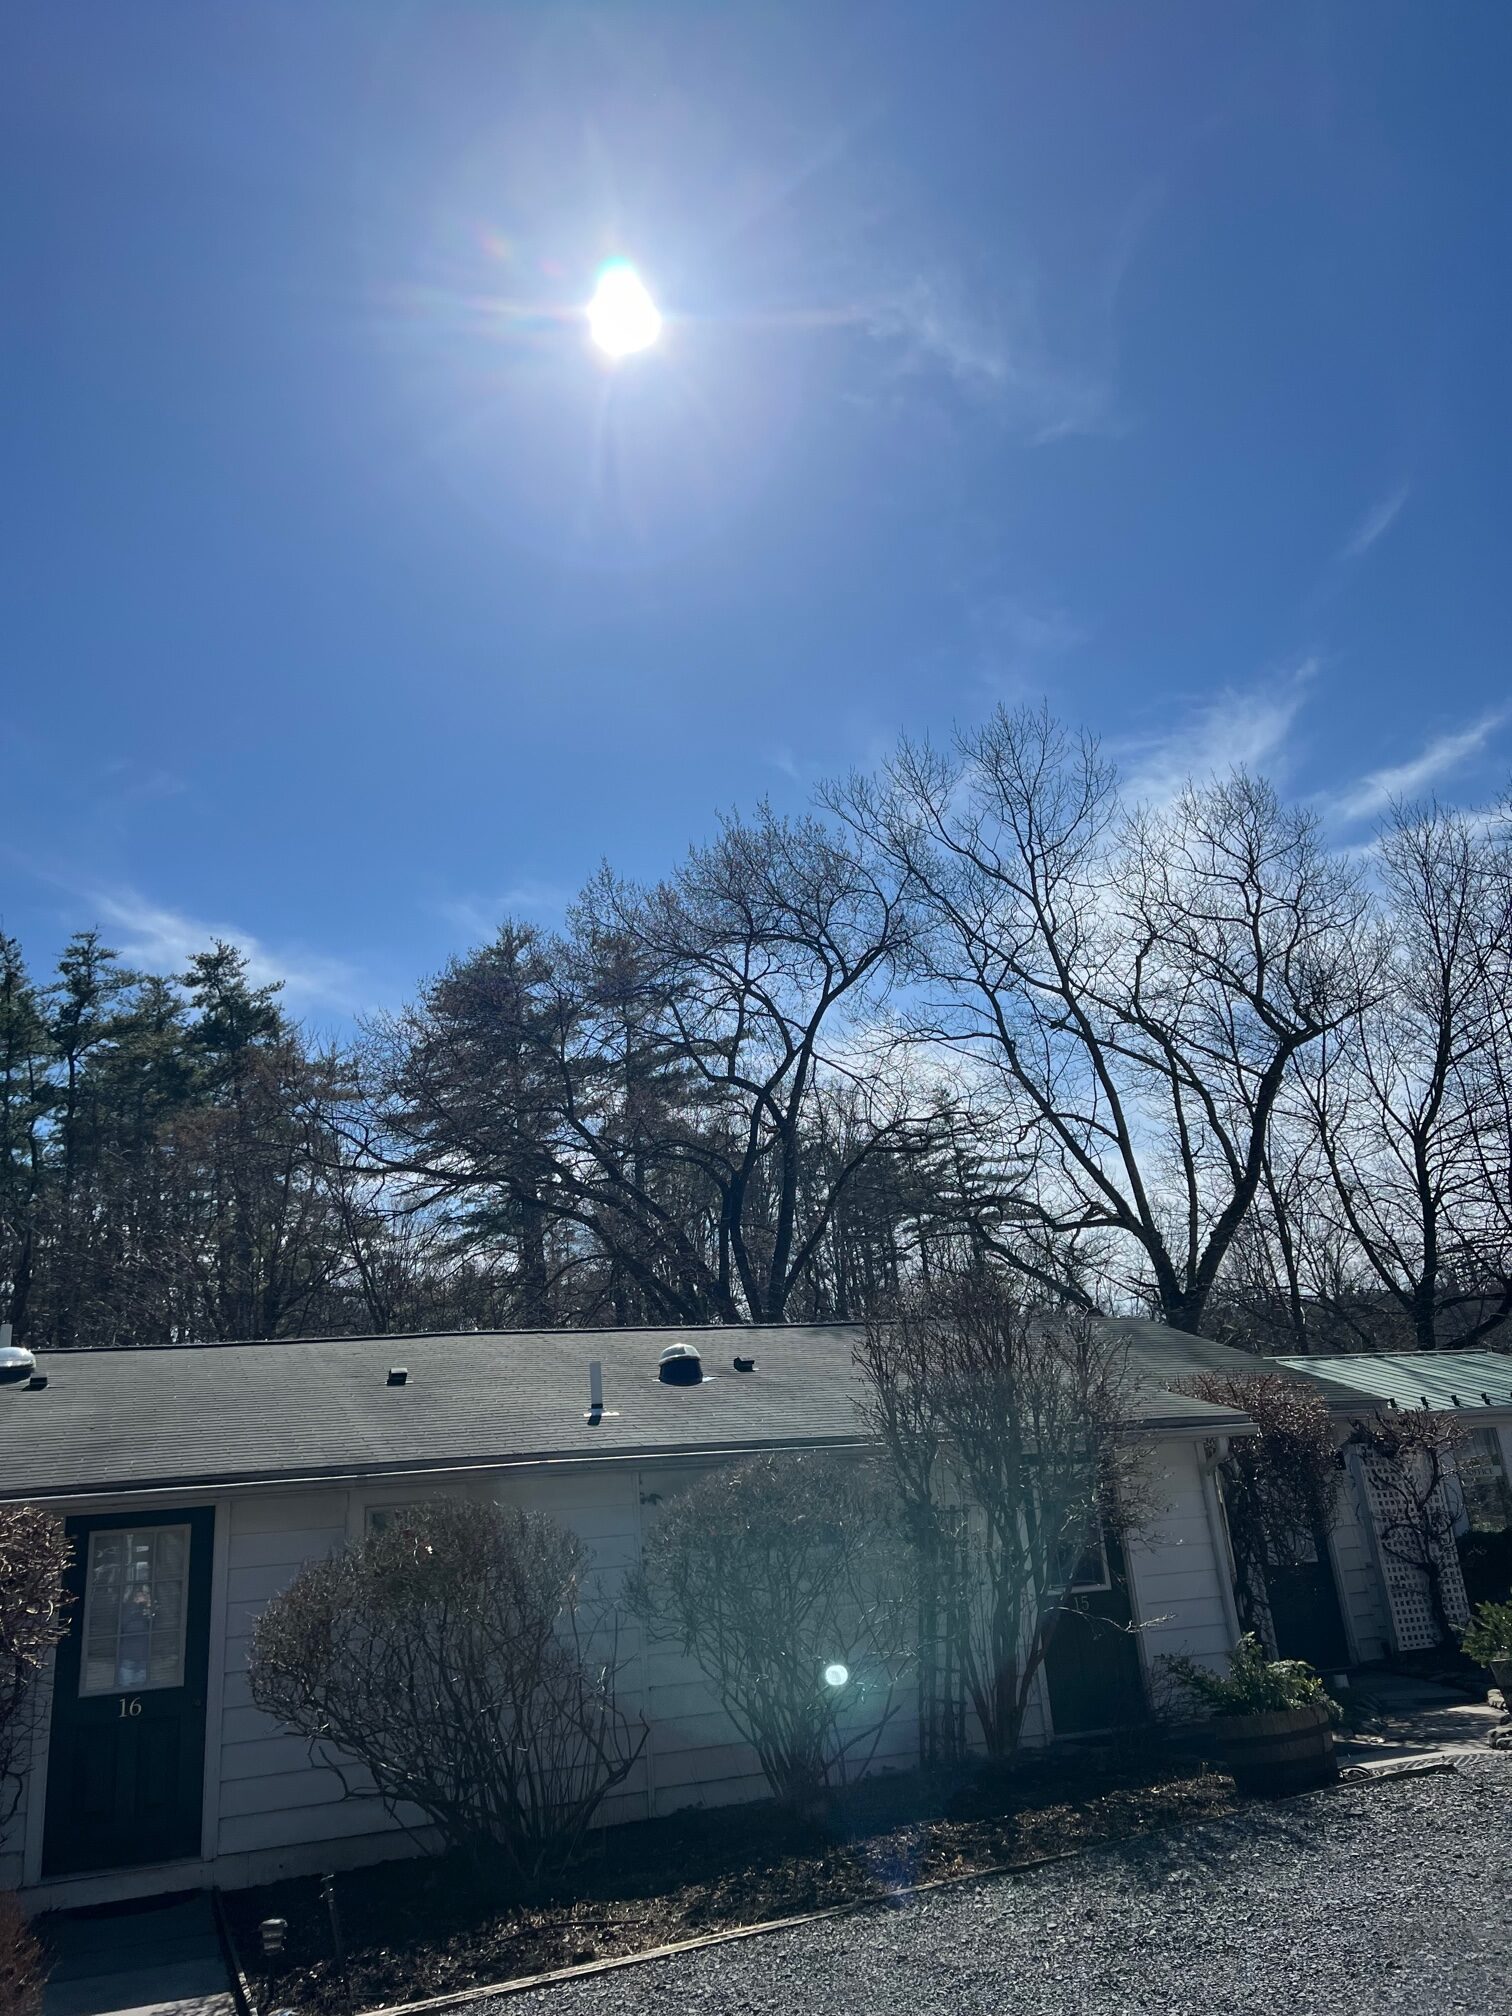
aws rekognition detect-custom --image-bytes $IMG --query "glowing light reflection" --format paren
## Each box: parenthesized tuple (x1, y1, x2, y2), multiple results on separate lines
(587, 260, 662, 357)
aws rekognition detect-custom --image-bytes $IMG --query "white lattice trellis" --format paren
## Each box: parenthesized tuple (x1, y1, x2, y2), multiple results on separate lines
(1359, 1450, 1470, 1651)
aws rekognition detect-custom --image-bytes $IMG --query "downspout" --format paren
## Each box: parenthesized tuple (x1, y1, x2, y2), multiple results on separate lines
(1198, 1437, 1243, 1651)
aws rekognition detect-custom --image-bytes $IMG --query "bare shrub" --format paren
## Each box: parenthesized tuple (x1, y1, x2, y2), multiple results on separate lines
(1176, 1373, 1341, 1642)
(0, 1893, 44, 2016)
(249, 1500, 645, 1879)
(628, 1451, 917, 1808)
(859, 1276, 1150, 1762)
(0, 1506, 71, 1828)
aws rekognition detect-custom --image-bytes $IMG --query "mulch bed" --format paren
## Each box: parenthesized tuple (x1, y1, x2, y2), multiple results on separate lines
(225, 1739, 1238, 2014)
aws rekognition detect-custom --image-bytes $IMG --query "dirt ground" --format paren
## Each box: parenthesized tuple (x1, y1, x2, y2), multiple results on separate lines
(225, 1740, 1238, 2014)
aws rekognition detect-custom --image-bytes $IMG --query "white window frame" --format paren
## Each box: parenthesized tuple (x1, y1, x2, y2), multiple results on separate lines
(1067, 1522, 1113, 1595)
(78, 1523, 192, 1698)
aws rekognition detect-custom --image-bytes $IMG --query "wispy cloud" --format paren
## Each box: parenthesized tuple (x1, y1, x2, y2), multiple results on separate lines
(1115, 661, 1318, 807)
(1333, 710, 1509, 825)
(967, 594, 1089, 707)
(862, 274, 1112, 441)
(90, 889, 370, 1017)
(437, 880, 572, 943)
(1338, 480, 1411, 564)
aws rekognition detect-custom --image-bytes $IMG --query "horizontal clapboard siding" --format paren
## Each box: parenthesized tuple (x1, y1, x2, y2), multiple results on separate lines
(632, 1461, 921, 1812)
(13, 1430, 1235, 1896)
(216, 1490, 360, 1861)
(1126, 1441, 1236, 1676)
(214, 1472, 654, 1863)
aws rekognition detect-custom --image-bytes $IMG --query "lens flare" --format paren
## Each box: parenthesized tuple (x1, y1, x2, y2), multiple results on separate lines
(823, 1662, 850, 1689)
(587, 261, 662, 357)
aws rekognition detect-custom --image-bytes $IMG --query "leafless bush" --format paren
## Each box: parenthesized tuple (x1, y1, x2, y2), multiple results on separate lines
(628, 1451, 917, 1809)
(0, 1506, 71, 1828)
(859, 1275, 1151, 1762)
(249, 1500, 645, 1879)
(1177, 1373, 1341, 1642)
(0, 1893, 44, 2016)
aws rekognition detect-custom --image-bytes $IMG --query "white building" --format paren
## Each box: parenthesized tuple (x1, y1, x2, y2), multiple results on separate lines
(0, 1317, 1315, 1912)
(1270, 1350, 1512, 1662)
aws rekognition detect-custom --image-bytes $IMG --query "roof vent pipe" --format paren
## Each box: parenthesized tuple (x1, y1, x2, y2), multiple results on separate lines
(658, 1342, 703, 1386)
(589, 1360, 604, 1415)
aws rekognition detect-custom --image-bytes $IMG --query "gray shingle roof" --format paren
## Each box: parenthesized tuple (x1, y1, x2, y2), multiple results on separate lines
(1, 1318, 1256, 1503)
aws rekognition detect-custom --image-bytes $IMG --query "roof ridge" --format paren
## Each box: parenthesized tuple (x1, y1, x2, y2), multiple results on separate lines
(30, 1318, 870, 1358)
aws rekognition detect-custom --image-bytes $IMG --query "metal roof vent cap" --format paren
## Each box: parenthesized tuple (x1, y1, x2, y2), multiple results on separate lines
(658, 1342, 704, 1386)
(0, 1330, 35, 1388)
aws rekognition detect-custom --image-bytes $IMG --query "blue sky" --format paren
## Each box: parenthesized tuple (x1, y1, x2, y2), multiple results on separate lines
(4, 3, 1510, 1032)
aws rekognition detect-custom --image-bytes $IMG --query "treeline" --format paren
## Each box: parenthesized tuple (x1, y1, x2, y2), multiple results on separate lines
(4, 705, 1511, 1352)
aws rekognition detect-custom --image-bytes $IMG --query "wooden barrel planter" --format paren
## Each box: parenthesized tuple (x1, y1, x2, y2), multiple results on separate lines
(1213, 1701, 1338, 1794)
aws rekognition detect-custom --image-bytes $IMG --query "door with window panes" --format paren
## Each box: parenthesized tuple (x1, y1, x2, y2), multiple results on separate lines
(1041, 1519, 1147, 1734)
(42, 1507, 215, 1877)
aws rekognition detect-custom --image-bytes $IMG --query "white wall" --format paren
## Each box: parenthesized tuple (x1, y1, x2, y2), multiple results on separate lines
(18, 1432, 1233, 1901)
(207, 1458, 924, 1876)
(214, 1487, 373, 1875)
(1124, 1438, 1238, 1705)
(1329, 1452, 1391, 1663)
(629, 1463, 919, 1817)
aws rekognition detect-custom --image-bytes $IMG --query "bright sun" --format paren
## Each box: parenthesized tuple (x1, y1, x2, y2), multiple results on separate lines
(587, 261, 662, 358)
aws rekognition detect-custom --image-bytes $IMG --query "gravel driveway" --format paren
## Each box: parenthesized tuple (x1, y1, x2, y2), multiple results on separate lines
(489, 1757, 1512, 2016)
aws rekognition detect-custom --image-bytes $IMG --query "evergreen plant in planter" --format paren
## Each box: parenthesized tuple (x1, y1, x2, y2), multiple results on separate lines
(1164, 1635, 1340, 1793)
(1461, 1599, 1512, 1697)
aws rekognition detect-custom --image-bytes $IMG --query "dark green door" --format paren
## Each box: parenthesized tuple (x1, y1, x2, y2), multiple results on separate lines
(43, 1507, 215, 1878)
(1263, 1533, 1349, 1673)
(1043, 1526, 1147, 1735)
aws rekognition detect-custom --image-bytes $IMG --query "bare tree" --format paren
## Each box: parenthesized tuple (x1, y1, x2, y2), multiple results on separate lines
(831, 707, 1371, 1331)
(249, 1501, 645, 1878)
(0, 1506, 71, 1827)
(1349, 1410, 1469, 1646)
(628, 1451, 916, 1808)
(1301, 803, 1512, 1352)
(858, 1276, 1149, 1761)
(574, 810, 934, 1320)
(1176, 1372, 1341, 1640)
(357, 814, 940, 1325)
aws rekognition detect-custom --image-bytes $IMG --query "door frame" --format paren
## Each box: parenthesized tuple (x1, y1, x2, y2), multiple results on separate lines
(21, 1494, 230, 1896)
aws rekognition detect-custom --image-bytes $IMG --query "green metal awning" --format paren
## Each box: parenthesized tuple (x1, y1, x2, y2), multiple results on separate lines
(1274, 1351, 1512, 1414)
